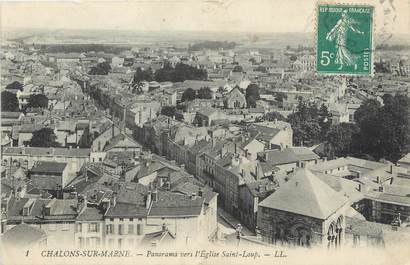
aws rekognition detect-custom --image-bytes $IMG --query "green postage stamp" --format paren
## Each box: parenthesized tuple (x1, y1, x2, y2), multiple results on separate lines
(316, 4, 374, 76)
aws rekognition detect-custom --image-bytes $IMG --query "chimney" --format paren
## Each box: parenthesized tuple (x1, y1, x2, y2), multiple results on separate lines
(389, 164, 394, 174)
(181, 164, 185, 171)
(162, 223, 167, 232)
(357, 183, 362, 192)
(152, 190, 158, 203)
(379, 186, 384, 192)
(322, 157, 327, 162)
(146, 191, 152, 209)
(241, 168, 245, 178)
(255, 164, 259, 180)
(198, 188, 203, 197)
(191, 192, 197, 200)
(376, 176, 380, 184)
(111, 193, 117, 207)
(274, 118, 277, 124)
(390, 177, 394, 185)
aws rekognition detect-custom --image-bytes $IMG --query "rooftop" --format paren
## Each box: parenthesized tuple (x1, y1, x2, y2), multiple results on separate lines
(259, 168, 348, 219)
(30, 161, 68, 174)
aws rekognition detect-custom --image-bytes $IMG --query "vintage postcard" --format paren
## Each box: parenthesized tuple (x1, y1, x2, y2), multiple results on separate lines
(0, 0, 409, 265)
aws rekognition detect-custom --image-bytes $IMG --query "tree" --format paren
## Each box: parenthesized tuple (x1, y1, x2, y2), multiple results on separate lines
(6, 81, 23, 91)
(26, 94, 49, 109)
(1, 91, 19, 112)
(197, 87, 212, 99)
(181, 88, 196, 102)
(232, 65, 243, 72)
(326, 123, 360, 157)
(26, 128, 60, 147)
(275, 92, 287, 107)
(353, 95, 410, 162)
(161, 106, 177, 118)
(154, 63, 207, 82)
(264, 111, 286, 122)
(354, 99, 381, 125)
(318, 104, 332, 141)
(290, 55, 298, 61)
(88, 61, 111, 75)
(133, 67, 153, 83)
(245, 83, 260, 108)
(287, 100, 328, 146)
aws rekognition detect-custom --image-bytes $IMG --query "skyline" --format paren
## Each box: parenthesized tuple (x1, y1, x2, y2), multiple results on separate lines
(1, 0, 409, 35)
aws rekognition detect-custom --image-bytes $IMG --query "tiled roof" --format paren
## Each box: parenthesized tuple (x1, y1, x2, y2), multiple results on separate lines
(105, 202, 148, 218)
(7, 197, 77, 222)
(30, 161, 67, 174)
(263, 149, 299, 165)
(2, 147, 90, 157)
(77, 206, 104, 221)
(345, 217, 384, 238)
(259, 168, 348, 219)
(149, 191, 204, 217)
(2, 224, 47, 247)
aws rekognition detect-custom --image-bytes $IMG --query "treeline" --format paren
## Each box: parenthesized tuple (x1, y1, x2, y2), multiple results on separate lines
(288, 95, 410, 162)
(36, 44, 131, 54)
(376, 44, 410, 51)
(132, 62, 207, 84)
(188, 41, 237, 51)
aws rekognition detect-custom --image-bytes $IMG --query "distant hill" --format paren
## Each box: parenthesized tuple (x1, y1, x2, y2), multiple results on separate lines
(188, 41, 237, 51)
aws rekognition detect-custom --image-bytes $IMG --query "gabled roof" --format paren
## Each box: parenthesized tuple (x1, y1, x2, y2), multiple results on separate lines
(2, 224, 47, 247)
(149, 191, 204, 217)
(104, 133, 141, 151)
(259, 168, 348, 219)
(30, 161, 68, 174)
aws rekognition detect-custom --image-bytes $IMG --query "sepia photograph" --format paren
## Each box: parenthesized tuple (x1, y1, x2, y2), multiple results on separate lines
(0, 0, 409, 264)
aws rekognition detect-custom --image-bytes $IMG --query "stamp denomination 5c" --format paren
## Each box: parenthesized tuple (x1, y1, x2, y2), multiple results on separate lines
(316, 4, 374, 76)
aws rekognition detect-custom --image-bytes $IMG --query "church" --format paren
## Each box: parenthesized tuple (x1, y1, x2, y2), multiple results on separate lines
(257, 168, 349, 247)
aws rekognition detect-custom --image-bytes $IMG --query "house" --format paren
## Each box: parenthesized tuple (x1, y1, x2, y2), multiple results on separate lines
(5, 197, 79, 247)
(2, 147, 90, 176)
(75, 205, 105, 248)
(223, 87, 246, 109)
(257, 168, 349, 247)
(258, 147, 319, 173)
(247, 121, 293, 150)
(195, 108, 225, 127)
(29, 161, 72, 197)
(103, 133, 142, 153)
(398, 153, 410, 174)
(238, 178, 277, 231)
(1, 223, 47, 248)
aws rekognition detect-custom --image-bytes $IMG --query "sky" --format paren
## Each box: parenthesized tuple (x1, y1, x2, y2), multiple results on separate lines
(1, 0, 409, 34)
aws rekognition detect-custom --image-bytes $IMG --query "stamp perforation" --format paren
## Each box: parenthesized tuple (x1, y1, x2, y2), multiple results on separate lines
(314, 2, 376, 77)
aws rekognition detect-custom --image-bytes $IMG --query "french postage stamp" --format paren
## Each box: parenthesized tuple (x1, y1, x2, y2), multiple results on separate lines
(316, 4, 374, 76)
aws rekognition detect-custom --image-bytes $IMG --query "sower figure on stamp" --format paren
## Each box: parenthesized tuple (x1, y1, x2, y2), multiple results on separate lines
(326, 9, 364, 70)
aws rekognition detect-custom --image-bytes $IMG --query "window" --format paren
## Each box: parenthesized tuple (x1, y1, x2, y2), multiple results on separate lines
(62, 222, 70, 231)
(118, 239, 123, 249)
(130, 218, 133, 221)
(128, 224, 134, 234)
(119, 218, 124, 221)
(118, 224, 124, 235)
(106, 224, 113, 234)
(49, 223, 57, 231)
(108, 238, 114, 246)
(88, 223, 99, 232)
(128, 238, 134, 246)
(110, 218, 114, 222)
(137, 224, 142, 235)
(76, 223, 82, 232)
